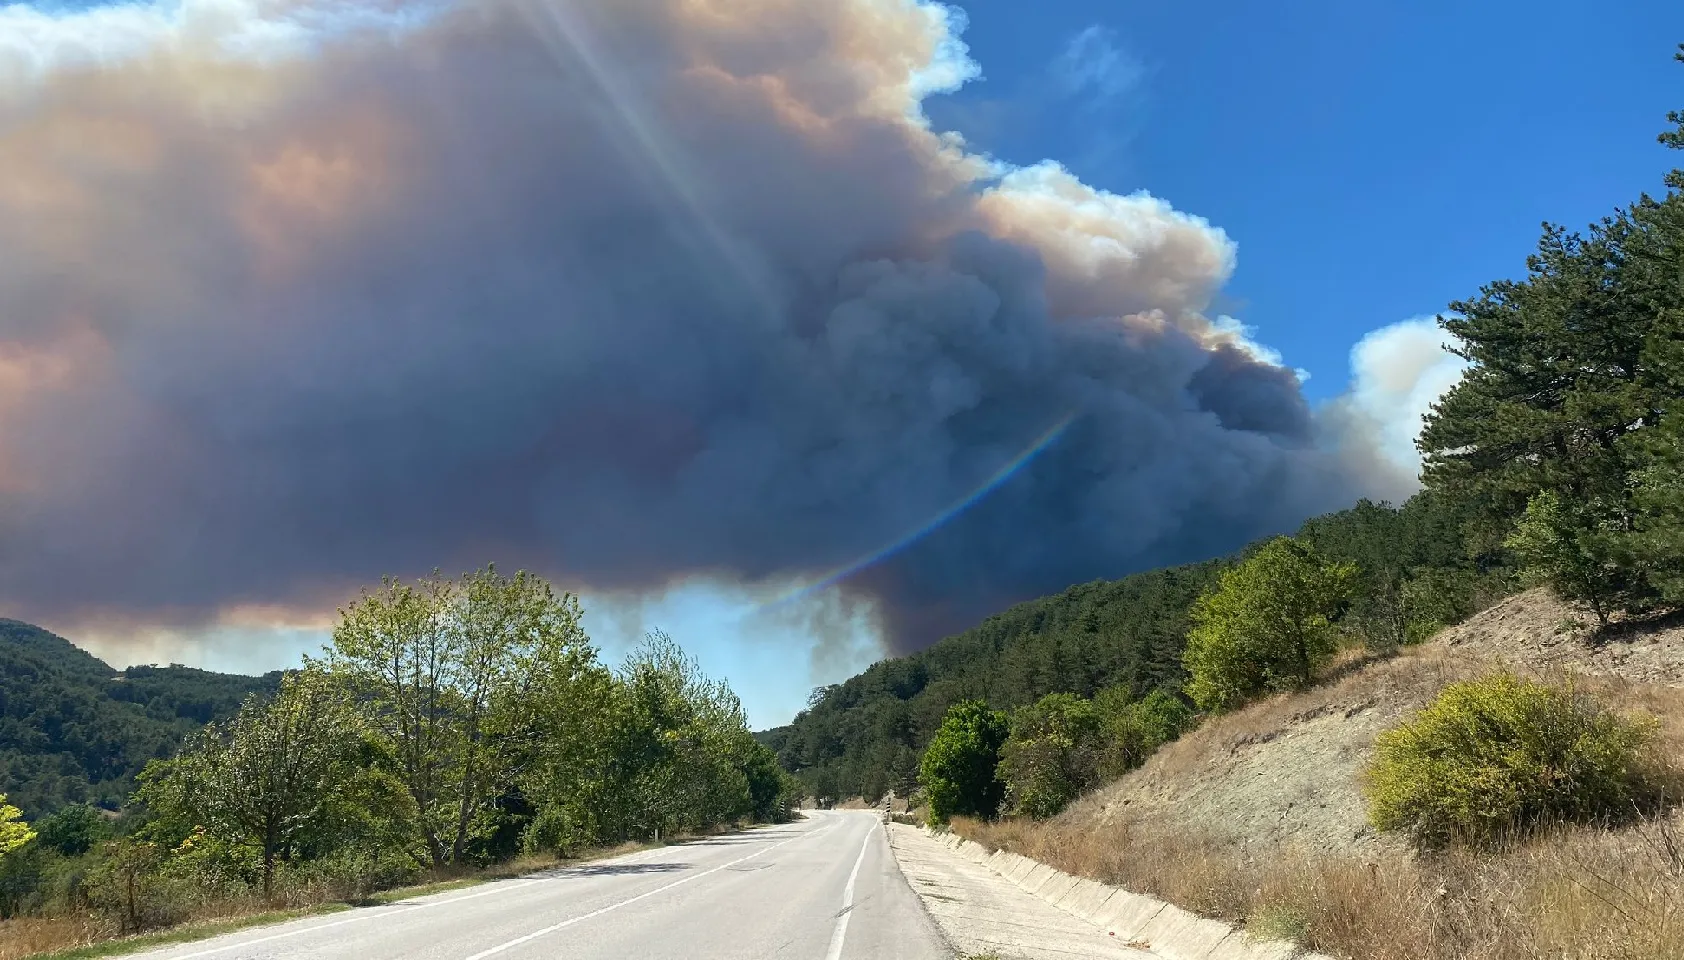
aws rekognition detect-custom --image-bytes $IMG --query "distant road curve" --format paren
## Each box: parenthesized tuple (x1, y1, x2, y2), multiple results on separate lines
(130, 811, 951, 960)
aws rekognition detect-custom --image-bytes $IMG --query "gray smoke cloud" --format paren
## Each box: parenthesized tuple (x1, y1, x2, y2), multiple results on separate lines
(0, 0, 1392, 653)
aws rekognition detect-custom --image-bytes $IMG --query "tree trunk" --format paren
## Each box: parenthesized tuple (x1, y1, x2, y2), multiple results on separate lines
(426, 829, 448, 870)
(1292, 628, 1312, 687)
(451, 766, 473, 866)
(262, 822, 278, 902)
(124, 866, 137, 933)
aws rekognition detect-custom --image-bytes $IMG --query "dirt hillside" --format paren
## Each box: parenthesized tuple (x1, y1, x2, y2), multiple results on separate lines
(1438, 587, 1684, 687)
(1064, 588, 1684, 857)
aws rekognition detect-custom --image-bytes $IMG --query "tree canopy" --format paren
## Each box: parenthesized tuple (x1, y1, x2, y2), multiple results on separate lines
(1182, 538, 1358, 711)
(919, 701, 1008, 825)
(1418, 64, 1684, 620)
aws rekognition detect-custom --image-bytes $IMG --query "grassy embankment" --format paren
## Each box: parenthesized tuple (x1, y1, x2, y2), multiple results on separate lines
(953, 632, 1684, 960)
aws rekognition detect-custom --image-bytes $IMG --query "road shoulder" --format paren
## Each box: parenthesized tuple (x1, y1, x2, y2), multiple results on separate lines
(887, 823, 1155, 960)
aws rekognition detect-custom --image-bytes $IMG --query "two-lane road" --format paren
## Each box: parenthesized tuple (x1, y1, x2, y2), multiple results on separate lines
(132, 811, 951, 960)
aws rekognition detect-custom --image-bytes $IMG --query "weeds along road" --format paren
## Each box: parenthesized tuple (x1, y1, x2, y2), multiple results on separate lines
(128, 811, 950, 960)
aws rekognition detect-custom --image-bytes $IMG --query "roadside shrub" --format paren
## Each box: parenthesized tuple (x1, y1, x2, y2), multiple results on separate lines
(32, 806, 108, 858)
(1364, 673, 1664, 849)
(277, 848, 420, 904)
(1094, 688, 1195, 780)
(523, 805, 588, 858)
(85, 839, 177, 933)
(919, 701, 1008, 826)
(1183, 538, 1358, 711)
(999, 694, 1101, 820)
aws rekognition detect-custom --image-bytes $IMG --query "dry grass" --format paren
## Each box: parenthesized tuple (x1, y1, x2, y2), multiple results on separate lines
(1069, 643, 1684, 855)
(0, 838, 669, 960)
(0, 917, 109, 960)
(955, 811, 1684, 960)
(1063, 646, 1495, 857)
(1145, 645, 1480, 784)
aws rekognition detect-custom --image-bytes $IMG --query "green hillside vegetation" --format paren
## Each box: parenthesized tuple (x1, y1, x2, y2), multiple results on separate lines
(0, 620, 279, 816)
(765, 491, 1501, 804)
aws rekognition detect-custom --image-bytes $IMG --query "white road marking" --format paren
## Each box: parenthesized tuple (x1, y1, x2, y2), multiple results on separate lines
(823, 820, 878, 960)
(153, 835, 730, 959)
(460, 819, 836, 960)
(160, 878, 548, 959)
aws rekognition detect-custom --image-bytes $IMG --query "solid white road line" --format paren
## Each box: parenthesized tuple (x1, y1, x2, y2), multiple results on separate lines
(162, 878, 549, 960)
(461, 819, 838, 960)
(822, 820, 878, 960)
(157, 832, 743, 960)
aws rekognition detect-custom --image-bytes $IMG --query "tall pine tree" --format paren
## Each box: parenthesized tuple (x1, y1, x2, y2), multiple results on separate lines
(1420, 47, 1684, 618)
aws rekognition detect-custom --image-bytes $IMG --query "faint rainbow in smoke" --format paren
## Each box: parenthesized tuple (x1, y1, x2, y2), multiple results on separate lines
(760, 410, 1080, 613)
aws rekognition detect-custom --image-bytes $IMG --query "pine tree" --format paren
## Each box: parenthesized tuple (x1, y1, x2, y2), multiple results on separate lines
(1420, 50, 1684, 615)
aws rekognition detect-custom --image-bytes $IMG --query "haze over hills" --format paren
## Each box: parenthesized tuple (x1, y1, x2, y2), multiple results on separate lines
(0, 619, 278, 816)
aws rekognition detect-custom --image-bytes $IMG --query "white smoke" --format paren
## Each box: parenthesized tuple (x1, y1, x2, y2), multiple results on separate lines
(1323, 315, 1469, 501)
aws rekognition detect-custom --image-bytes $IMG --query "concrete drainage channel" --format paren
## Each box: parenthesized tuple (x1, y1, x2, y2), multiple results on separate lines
(910, 826, 1334, 960)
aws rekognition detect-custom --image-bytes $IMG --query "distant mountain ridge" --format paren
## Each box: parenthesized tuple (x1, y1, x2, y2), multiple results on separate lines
(0, 619, 280, 815)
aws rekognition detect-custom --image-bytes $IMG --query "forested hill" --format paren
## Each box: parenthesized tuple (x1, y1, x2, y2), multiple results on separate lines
(0, 619, 280, 815)
(760, 494, 1499, 801)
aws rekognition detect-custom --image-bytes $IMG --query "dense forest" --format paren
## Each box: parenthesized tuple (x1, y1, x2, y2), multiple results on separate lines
(0, 620, 278, 816)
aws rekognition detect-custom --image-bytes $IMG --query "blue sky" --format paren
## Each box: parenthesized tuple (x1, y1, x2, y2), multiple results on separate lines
(21, 0, 1684, 730)
(929, 0, 1683, 401)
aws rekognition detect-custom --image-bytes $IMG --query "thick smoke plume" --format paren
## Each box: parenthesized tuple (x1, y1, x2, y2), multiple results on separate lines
(0, 0, 1391, 652)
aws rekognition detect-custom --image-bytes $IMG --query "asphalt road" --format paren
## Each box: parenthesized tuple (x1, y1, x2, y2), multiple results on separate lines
(130, 811, 952, 960)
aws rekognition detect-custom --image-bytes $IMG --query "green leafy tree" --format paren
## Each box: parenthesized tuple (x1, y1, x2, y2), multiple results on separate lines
(1342, 566, 1473, 651)
(523, 629, 764, 849)
(1632, 414, 1684, 603)
(1506, 491, 1634, 625)
(998, 694, 1100, 820)
(516, 649, 620, 854)
(28, 804, 99, 857)
(614, 631, 756, 837)
(1630, 65, 1684, 603)
(918, 700, 1008, 825)
(137, 670, 360, 899)
(1093, 687, 1194, 779)
(1182, 538, 1358, 711)
(0, 797, 34, 864)
(327, 567, 595, 866)
(1418, 214, 1665, 568)
(89, 838, 162, 933)
(740, 741, 797, 823)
